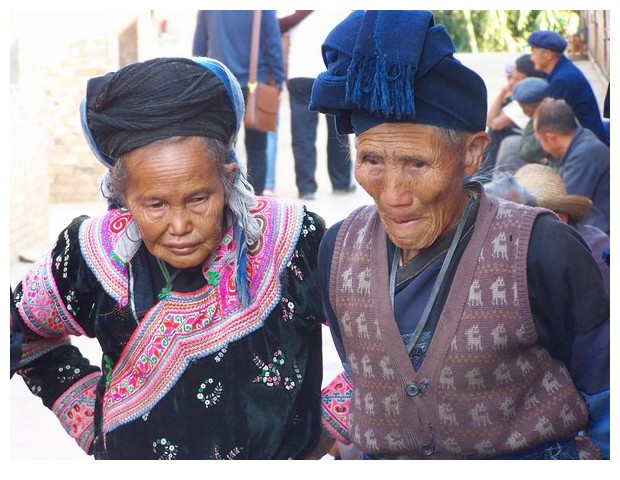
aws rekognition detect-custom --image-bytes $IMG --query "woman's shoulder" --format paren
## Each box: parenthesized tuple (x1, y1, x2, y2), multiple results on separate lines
(79, 208, 141, 266)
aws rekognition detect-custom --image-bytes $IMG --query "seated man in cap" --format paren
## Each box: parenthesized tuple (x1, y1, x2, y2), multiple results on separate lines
(528, 30, 608, 145)
(308, 10, 609, 460)
(492, 76, 552, 179)
(481, 54, 546, 178)
(533, 98, 609, 235)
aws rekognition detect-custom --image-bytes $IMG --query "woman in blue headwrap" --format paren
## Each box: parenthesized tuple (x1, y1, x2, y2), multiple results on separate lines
(310, 11, 609, 460)
(11, 57, 326, 459)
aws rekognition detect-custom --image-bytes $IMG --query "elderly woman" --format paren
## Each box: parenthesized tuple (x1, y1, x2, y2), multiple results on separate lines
(309, 11, 609, 460)
(11, 57, 326, 459)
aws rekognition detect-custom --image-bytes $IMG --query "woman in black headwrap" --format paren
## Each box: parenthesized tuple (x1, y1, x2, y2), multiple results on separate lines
(11, 57, 326, 459)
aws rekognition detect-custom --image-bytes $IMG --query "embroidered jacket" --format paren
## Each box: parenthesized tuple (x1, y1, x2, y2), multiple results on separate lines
(321, 195, 589, 459)
(14, 197, 326, 459)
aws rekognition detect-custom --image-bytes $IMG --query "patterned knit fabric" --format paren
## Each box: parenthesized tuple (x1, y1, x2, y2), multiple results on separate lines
(328, 195, 589, 459)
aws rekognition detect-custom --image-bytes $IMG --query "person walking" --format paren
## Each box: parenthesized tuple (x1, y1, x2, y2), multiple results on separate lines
(282, 10, 355, 200)
(192, 10, 285, 195)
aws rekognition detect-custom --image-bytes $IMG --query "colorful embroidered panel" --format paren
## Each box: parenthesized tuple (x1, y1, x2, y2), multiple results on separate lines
(79, 209, 135, 306)
(321, 370, 353, 444)
(52, 371, 100, 453)
(18, 252, 88, 338)
(100, 198, 304, 434)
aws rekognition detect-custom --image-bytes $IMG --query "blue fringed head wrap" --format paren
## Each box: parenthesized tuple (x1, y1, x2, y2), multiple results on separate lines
(80, 57, 254, 305)
(309, 10, 488, 136)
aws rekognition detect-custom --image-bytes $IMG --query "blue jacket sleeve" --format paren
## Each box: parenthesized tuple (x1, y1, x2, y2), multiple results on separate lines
(579, 389, 610, 459)
(260, 11, 285, 88)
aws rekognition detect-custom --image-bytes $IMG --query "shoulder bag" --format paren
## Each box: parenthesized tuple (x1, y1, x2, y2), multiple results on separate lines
(244, 10, 279, 133)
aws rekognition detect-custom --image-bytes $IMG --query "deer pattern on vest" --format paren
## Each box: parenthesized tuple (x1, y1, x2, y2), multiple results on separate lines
(329, 196, 588, 459)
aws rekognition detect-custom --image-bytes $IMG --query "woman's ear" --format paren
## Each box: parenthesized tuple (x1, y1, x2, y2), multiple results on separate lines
(463, 131, 491, 175)
(223, 162, 239, 183)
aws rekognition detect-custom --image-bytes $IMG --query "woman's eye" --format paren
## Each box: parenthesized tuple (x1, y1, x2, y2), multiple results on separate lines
(147, 202, 165, 210)
(189, 196, 207, 205)
(404, 157, 426, 169)
(361, 154, 381, 165)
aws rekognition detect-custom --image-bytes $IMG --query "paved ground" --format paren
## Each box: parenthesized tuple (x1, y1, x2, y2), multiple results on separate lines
(8, 52, 608, 460)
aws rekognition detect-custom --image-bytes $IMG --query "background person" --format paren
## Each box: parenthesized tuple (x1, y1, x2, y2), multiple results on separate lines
(308, 10, 609, 460)
(492, 76, 551, 179)
(481, 54, 546, 178)
(282, 10, 355, 200)
(10, 57, 326, 459)
(533, 98, 610, 234)
(192, 10, 285, 195)
(528, 30, 608, 145)
(513, 163, 609, 295)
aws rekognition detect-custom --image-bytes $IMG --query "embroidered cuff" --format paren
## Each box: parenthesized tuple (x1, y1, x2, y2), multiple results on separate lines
(52, 372, 100, 454)
(320, 371, 353, 445)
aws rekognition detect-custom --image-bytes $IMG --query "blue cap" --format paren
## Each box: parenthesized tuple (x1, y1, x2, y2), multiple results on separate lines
(309, 10, 487, 135)
(527, 30, 567, 54)
(512, 77, 550, 104)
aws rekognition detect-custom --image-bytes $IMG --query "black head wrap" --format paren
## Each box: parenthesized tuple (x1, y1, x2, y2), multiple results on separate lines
(84, 57, 237, 166)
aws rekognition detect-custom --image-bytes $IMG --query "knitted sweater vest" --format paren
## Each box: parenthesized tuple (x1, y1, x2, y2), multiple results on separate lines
(329, 195, 588, 459)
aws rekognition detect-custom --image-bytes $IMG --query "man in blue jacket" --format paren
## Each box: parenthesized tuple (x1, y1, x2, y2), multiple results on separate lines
(193, 10, 285, 195)
(528, 30, 608, 146)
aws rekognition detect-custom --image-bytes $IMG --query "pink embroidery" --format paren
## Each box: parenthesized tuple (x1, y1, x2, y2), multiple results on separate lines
(101, 198, 305, 435)
(321, 371, 353, 444)
(79, 210, 132, 306)
(52, 371, 100, 453)
(18, 254, 87, 338)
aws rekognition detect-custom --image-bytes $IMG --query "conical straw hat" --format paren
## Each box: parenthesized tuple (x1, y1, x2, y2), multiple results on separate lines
(513, 163, 592, 222)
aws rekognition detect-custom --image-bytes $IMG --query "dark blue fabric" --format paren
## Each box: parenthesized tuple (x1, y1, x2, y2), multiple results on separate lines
(241, 85, 269, 195)
(527, 30, 568, 53)
(309, 10, 487, 135)
(547, 55, 608, 145)
(288, 78, 352, 194)
(192, 10, 284, 89)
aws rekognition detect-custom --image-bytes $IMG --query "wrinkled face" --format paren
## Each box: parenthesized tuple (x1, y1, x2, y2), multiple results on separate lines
(529, 47, 553, 73)
(123, 136, 237, 269)
(355, 123, 487, 262)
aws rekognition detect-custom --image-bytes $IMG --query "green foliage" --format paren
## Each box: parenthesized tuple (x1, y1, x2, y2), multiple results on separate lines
(432, 10, 581, 52)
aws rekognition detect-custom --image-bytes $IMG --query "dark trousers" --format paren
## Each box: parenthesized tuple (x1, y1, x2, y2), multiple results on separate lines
(242, 86, 267, 195)
(288, 77, 351, 194)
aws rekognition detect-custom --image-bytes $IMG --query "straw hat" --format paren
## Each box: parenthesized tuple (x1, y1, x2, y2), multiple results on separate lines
(513, 163, 592, 222)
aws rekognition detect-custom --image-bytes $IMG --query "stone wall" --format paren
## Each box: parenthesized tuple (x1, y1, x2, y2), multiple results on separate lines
(9, 11, 156, 263)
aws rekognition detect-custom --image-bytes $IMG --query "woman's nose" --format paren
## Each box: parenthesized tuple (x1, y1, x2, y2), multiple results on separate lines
(167, 209, 192, 235)
(381, 170, 412, 206)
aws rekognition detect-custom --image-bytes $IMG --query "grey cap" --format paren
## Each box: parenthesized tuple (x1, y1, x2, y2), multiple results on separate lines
(512, 77, 550, 104)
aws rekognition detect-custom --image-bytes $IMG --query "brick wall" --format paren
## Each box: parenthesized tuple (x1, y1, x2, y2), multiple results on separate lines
(9, 11, 149, 263)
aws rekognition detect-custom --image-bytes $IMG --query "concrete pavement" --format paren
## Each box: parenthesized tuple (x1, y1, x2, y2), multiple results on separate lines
(9, 52, 608, 460)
